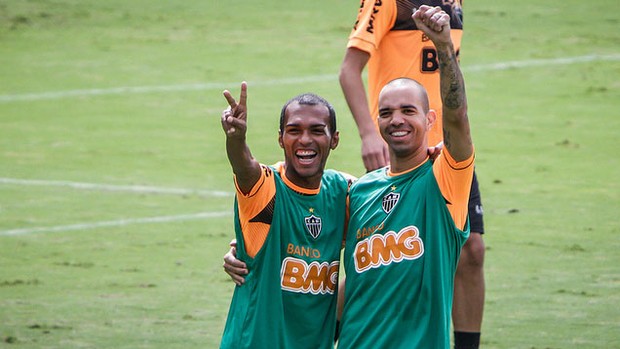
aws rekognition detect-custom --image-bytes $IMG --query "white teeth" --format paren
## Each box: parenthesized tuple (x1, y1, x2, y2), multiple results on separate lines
(392, 131, 408, 137)
(296, 150, 316, 156)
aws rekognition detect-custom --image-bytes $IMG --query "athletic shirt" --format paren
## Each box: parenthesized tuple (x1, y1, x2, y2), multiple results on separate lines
(347, 0, 464, 147)
(338, 150, 473, 349)
(220, 163, 351, 349)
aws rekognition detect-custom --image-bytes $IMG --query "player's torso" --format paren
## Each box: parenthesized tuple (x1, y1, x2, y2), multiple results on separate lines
(222, 170, 348, 349)
(339, 162, 460, 348)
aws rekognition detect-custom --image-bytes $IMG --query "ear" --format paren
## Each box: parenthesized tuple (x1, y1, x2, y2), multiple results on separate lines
(330, 131, 340, 150)
(426, 110, 437, 130)
(278, 131, 284, 149)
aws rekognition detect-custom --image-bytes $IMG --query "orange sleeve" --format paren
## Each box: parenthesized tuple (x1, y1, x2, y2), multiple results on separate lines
(234, 164, 276, 258)
(432, 149, 474, 230)
(346, 0, 396, 54)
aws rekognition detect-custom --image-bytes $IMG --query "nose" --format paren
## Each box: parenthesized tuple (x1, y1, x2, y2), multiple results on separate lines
(390, 110, 405, 126)
(299, 130, 313, 145)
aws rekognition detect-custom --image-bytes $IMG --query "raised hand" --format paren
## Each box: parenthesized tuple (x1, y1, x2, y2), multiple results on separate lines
(412, 5, 451, 44)
(221, 81, 248, 139)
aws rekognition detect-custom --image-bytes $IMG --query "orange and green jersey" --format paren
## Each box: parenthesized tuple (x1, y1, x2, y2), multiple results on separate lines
(347, 0, 464, 147)
(339, 149, 473, 349)
(220, 163, 351, 349)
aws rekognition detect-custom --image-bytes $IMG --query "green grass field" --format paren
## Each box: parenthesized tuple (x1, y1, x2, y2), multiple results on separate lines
(1, 0, 619, 348)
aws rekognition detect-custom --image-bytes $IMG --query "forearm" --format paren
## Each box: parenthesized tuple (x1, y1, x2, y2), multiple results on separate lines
(340, 68, 375, 138)
(226, 137, 261, 194)
(437, 42, 466, 117)
(436, 41, 472, 161)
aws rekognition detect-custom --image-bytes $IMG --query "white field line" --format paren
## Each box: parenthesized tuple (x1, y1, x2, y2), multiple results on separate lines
(0, 74, 335, 102)
(463, 53, 620, 72)
(0, 177, 233, 197)
(1, 54, 619, 103)
(0, 211, 231, 237)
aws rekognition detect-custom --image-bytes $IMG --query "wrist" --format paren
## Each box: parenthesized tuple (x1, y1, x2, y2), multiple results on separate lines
(359, 127, 380, 140)
(433, 40, 454, 53)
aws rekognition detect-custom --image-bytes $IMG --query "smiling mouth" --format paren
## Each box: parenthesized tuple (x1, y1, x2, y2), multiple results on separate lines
(296, 150, 317, 164)
(390, 130, 410, 137)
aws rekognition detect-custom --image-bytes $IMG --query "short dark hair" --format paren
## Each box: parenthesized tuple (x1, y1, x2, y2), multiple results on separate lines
(279, 93, 337, 134)
(382, 78, 430, 113)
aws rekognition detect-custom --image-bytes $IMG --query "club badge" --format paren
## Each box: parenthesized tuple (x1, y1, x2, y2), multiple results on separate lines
(304, 214, 322, 239)
(382, 191, 400, 214)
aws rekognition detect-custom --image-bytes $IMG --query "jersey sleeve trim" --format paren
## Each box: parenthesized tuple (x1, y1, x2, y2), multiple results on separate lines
(432, 148, 474, 230)
(234, 164, 277, 258)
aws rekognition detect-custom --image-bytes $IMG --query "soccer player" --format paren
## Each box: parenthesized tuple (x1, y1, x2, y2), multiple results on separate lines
(339, 1, 484, 347)
(337, 5, 474, 348)
(218, 83, 352, 349)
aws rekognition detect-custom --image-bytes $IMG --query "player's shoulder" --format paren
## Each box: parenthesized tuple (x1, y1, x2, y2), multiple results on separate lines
(350, 167, 385, 189)
(324, 169, 358, 187)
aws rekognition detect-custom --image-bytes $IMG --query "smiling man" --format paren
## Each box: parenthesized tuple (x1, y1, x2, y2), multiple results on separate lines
(338, 6, 475, 348)
(218, 83, 353, 349)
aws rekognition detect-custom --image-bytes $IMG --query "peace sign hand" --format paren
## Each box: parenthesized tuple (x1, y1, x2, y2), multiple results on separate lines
(221, 81, 248, 139)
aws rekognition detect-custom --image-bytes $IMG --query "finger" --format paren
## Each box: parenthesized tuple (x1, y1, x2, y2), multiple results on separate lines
(225, 270, 246, 286)
(229, 239, 237, 248)
(382, 143, 390, 167)
(224, 252, 247, 269)
(238, 81, 247, 109)
(415, 5, 435, 19)
(364, 153, 384, 172)
(221, 109, 238, 132)
(225, 116, 246, 134)
(222, 259, 247, 285)
(223, 262, 248, 285)
(413, 4, 432, 16)
(222, 107, 232, 120)
(435, 13, 450, 30)
(374, 152, 387, 170)
(221, 109, 233, 130)
(412, 6, 432, 28)
(422, 6, 441, 24)
(224, 263, 248, 276)
(223, 90, 238, 109)
(363, 157, 374, 173)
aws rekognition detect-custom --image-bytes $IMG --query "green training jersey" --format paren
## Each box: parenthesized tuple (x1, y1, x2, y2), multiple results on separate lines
(220, 167, 349, 349)
(339, 160, 470, 349)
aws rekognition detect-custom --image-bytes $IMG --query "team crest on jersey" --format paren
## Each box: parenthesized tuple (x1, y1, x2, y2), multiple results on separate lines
(382, 192, 400, 214)
(304, 215, 322, 239)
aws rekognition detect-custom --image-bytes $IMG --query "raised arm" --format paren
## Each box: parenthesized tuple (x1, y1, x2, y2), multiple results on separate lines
(412, 6, 473, 162)
(339, 47, 389, 171)
(221, 82, 261, 194)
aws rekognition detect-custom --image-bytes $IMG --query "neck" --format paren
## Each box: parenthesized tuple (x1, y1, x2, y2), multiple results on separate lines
(282, 165, 322, 192)
(389, 148, 428, 174)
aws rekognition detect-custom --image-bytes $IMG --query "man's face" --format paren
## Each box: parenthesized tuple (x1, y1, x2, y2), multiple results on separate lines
(278, 102, 339, 188)
(377, 84, 432, 159)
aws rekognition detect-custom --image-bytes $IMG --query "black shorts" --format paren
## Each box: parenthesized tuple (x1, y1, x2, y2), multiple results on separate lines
(468, 171, 484, 234)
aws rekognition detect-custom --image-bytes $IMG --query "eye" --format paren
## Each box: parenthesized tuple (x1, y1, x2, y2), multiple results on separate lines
(378, 110, 392, 119)
(286, 127, 301, 135)
(401, 107, 416, 115)
(312, 128, 326, 135)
